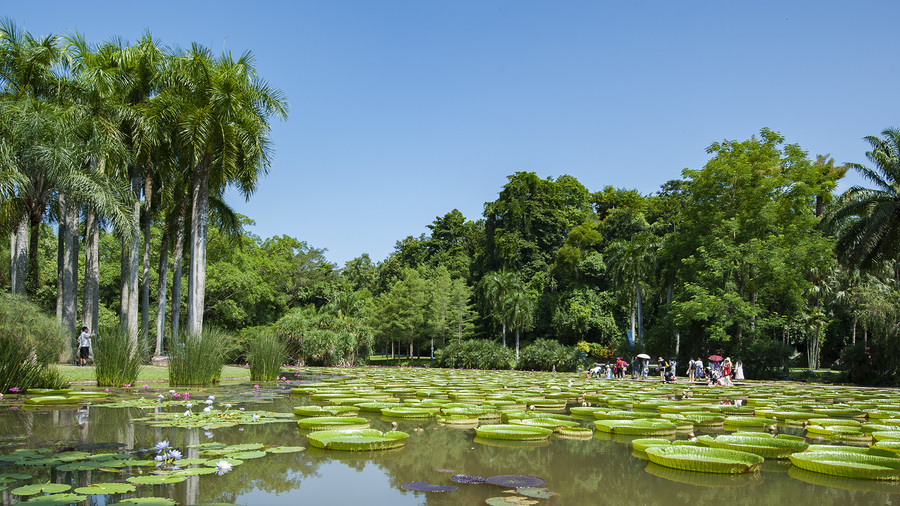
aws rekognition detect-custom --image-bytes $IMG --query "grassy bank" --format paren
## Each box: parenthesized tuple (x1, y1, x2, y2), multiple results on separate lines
(58, 364, 252, 386)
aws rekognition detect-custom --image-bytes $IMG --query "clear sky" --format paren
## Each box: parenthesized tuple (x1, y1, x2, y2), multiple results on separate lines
(6, 1, 898, 266)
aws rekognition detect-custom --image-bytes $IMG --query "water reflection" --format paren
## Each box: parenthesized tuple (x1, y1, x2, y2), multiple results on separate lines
(0, 384, 892, 505)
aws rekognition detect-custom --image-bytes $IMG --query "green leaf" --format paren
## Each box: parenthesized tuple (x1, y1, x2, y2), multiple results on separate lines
(266, 446, 305, 454)
(126, 475, 188, 485)
(11, 482, 71, 495)
(645, 446, 764, 474)
(22, 493, 87, 505)
(73, 482, 136, 494)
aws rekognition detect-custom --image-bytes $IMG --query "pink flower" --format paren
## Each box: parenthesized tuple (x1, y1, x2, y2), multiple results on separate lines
(142, 385, 149, 389)
(8, 387, 18, 393)
(172, 393, 181, 398)
(253, 385, 260, 390)
(123, 384, 131, 388)
(104, 388, 109, 392)
(184, 393, 190, 400)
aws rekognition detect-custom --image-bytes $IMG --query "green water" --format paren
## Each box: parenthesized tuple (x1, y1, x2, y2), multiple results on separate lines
(0, 382, 897, 505)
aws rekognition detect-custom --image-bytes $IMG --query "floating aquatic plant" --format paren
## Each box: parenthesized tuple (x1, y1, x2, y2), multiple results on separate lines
(401, 481, 457, 492)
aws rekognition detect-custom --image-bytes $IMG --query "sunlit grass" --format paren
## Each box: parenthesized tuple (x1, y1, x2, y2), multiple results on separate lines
(58, 364, 251, 386)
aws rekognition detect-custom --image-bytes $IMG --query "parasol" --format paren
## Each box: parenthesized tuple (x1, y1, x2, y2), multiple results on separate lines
(636, 353, 651, 360)
(708, 355, 723, 362)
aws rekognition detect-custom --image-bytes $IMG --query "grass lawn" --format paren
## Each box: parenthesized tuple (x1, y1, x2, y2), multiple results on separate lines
(367, 355, 435, 367)
(58, 364, 251, 386)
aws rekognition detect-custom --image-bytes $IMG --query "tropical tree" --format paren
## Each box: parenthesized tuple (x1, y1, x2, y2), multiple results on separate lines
(506, 289, 535, 360)
(824, 128, 900, 271)
(606, 233, 657, 348)
(162, 44, 287, 336)
(480, 270, 518, 346)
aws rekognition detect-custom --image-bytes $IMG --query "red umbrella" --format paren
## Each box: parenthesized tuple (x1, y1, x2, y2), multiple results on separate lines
(708, 355, 723, 362)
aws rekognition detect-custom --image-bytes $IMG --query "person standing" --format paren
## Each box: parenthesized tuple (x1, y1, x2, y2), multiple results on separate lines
(687, 358, 696, 382)
(657, 357, 665, 382)
(734, 358, 745, 381)
(77, 326, 92, 366)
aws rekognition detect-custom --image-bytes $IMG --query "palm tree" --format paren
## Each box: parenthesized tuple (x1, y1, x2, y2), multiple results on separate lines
(480, 270, 518, 346)
(824, 128, 900, 271)
(606, 234, 658, 348)
(506, 289, 535, 360)
(162, 44, 287, 336)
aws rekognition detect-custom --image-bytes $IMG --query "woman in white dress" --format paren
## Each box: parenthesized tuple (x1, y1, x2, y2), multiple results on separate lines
(734, 358, 744, 381)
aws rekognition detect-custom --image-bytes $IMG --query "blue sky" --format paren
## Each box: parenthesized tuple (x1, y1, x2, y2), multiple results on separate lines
(7, 1, 898, 266)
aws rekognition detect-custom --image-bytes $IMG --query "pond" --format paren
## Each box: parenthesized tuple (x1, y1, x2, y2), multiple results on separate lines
(0, 369, 899, 505)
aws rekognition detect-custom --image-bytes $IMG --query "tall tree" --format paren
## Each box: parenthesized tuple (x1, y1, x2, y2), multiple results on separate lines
(481, 270, 518, 346)
(163, 44, 287, 336)
(606, 232, 657, 348)
(824, 128, 900, 271)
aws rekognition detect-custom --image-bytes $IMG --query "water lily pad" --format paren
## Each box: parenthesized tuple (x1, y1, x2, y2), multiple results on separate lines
(518, 487, 558, 499)
(475, 425, 553, 441)
(297, 416, 370, 431)
(789, 451, 900, 480)
(115, 498, 178, 505)
(451, 474, 485, 484)
(266, 446, 305, 454)
(22, 493, 87, 505)
(11, 482, 71, 495)
(645, 446, 764, 474)
(221, 443, 264, 452)
(698, 434, 809, 459)
(73, 482, 137, 494)
(127, 474, 188, 485)
(485, 475, 546, 488)
(401, 481, 458, 492)
(173, 467, 219, 476)
(228, 450, 267, 460)
(307, 429, 409, 451)
(0, 473, 31, 484)
(485, 496, 539, 505)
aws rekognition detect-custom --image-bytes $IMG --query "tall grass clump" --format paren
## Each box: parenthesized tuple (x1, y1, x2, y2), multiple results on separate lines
(248, 334, 287, 381)
(93, 324, 143, 387)
(0, 294, 69, 391)
(169, 328, 235, 387)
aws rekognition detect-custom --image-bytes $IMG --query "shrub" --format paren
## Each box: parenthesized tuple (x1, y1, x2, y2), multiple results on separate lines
(93, 324, 143, 387)
(517, 339, 585, 372)
(435, 339, 515, 370)
(575, 340, 616, 362)
(741, 339, 793, 380)
(274, 308, 372, 366)
(834, 342, 879, 384)
(0, 294, 68, 391)
(248, 334, 287, 381)
(169, 328, 235, 387)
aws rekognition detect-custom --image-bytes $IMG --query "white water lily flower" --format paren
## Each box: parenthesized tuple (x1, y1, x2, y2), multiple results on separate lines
(224, 403, 232, 408)
(203, 406, 212, 413)
(154, 440, 170, 452)
(208, 395, 215, 400)
(183, 410, 191, 417)
(205, 399, 214, 405)
(167, 449, 182, 460)
(185, 403, 193, 408)
(215, 459, 232, 475)
(251, 414, 260, 421)
(204, 431, 214, 439)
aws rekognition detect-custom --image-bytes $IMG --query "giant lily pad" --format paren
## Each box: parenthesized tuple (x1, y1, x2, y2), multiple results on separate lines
(789, 451, 900, 480)
(297, 416, 370, 431)
(698, 434, 809, 459)
(450, 474, 485, 484)
(306, 429, 409, 451)
(593, 419, 677, 436)
(645, 446, 764, 474)
(475, 424, 553, 441)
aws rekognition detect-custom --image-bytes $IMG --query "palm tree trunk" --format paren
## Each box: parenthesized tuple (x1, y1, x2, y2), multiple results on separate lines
(635, 280, 643, 348)
(82, 210, 99, 332)
(171, 200, 187, 340)
(515, 329, 520, 360)
(141, 176, 152, 347)
(501, 322, 507, 347)
(127, 194, 141, 346)
(11, 217, 28, 295)
(155, 225, 169, 356)
(187, 155, 210, 336)
(60, 196, 80, 335)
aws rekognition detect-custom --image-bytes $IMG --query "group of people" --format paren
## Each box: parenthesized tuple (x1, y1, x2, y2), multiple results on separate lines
(589, 355, 745, 386)
(686, 357, 744, 386)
